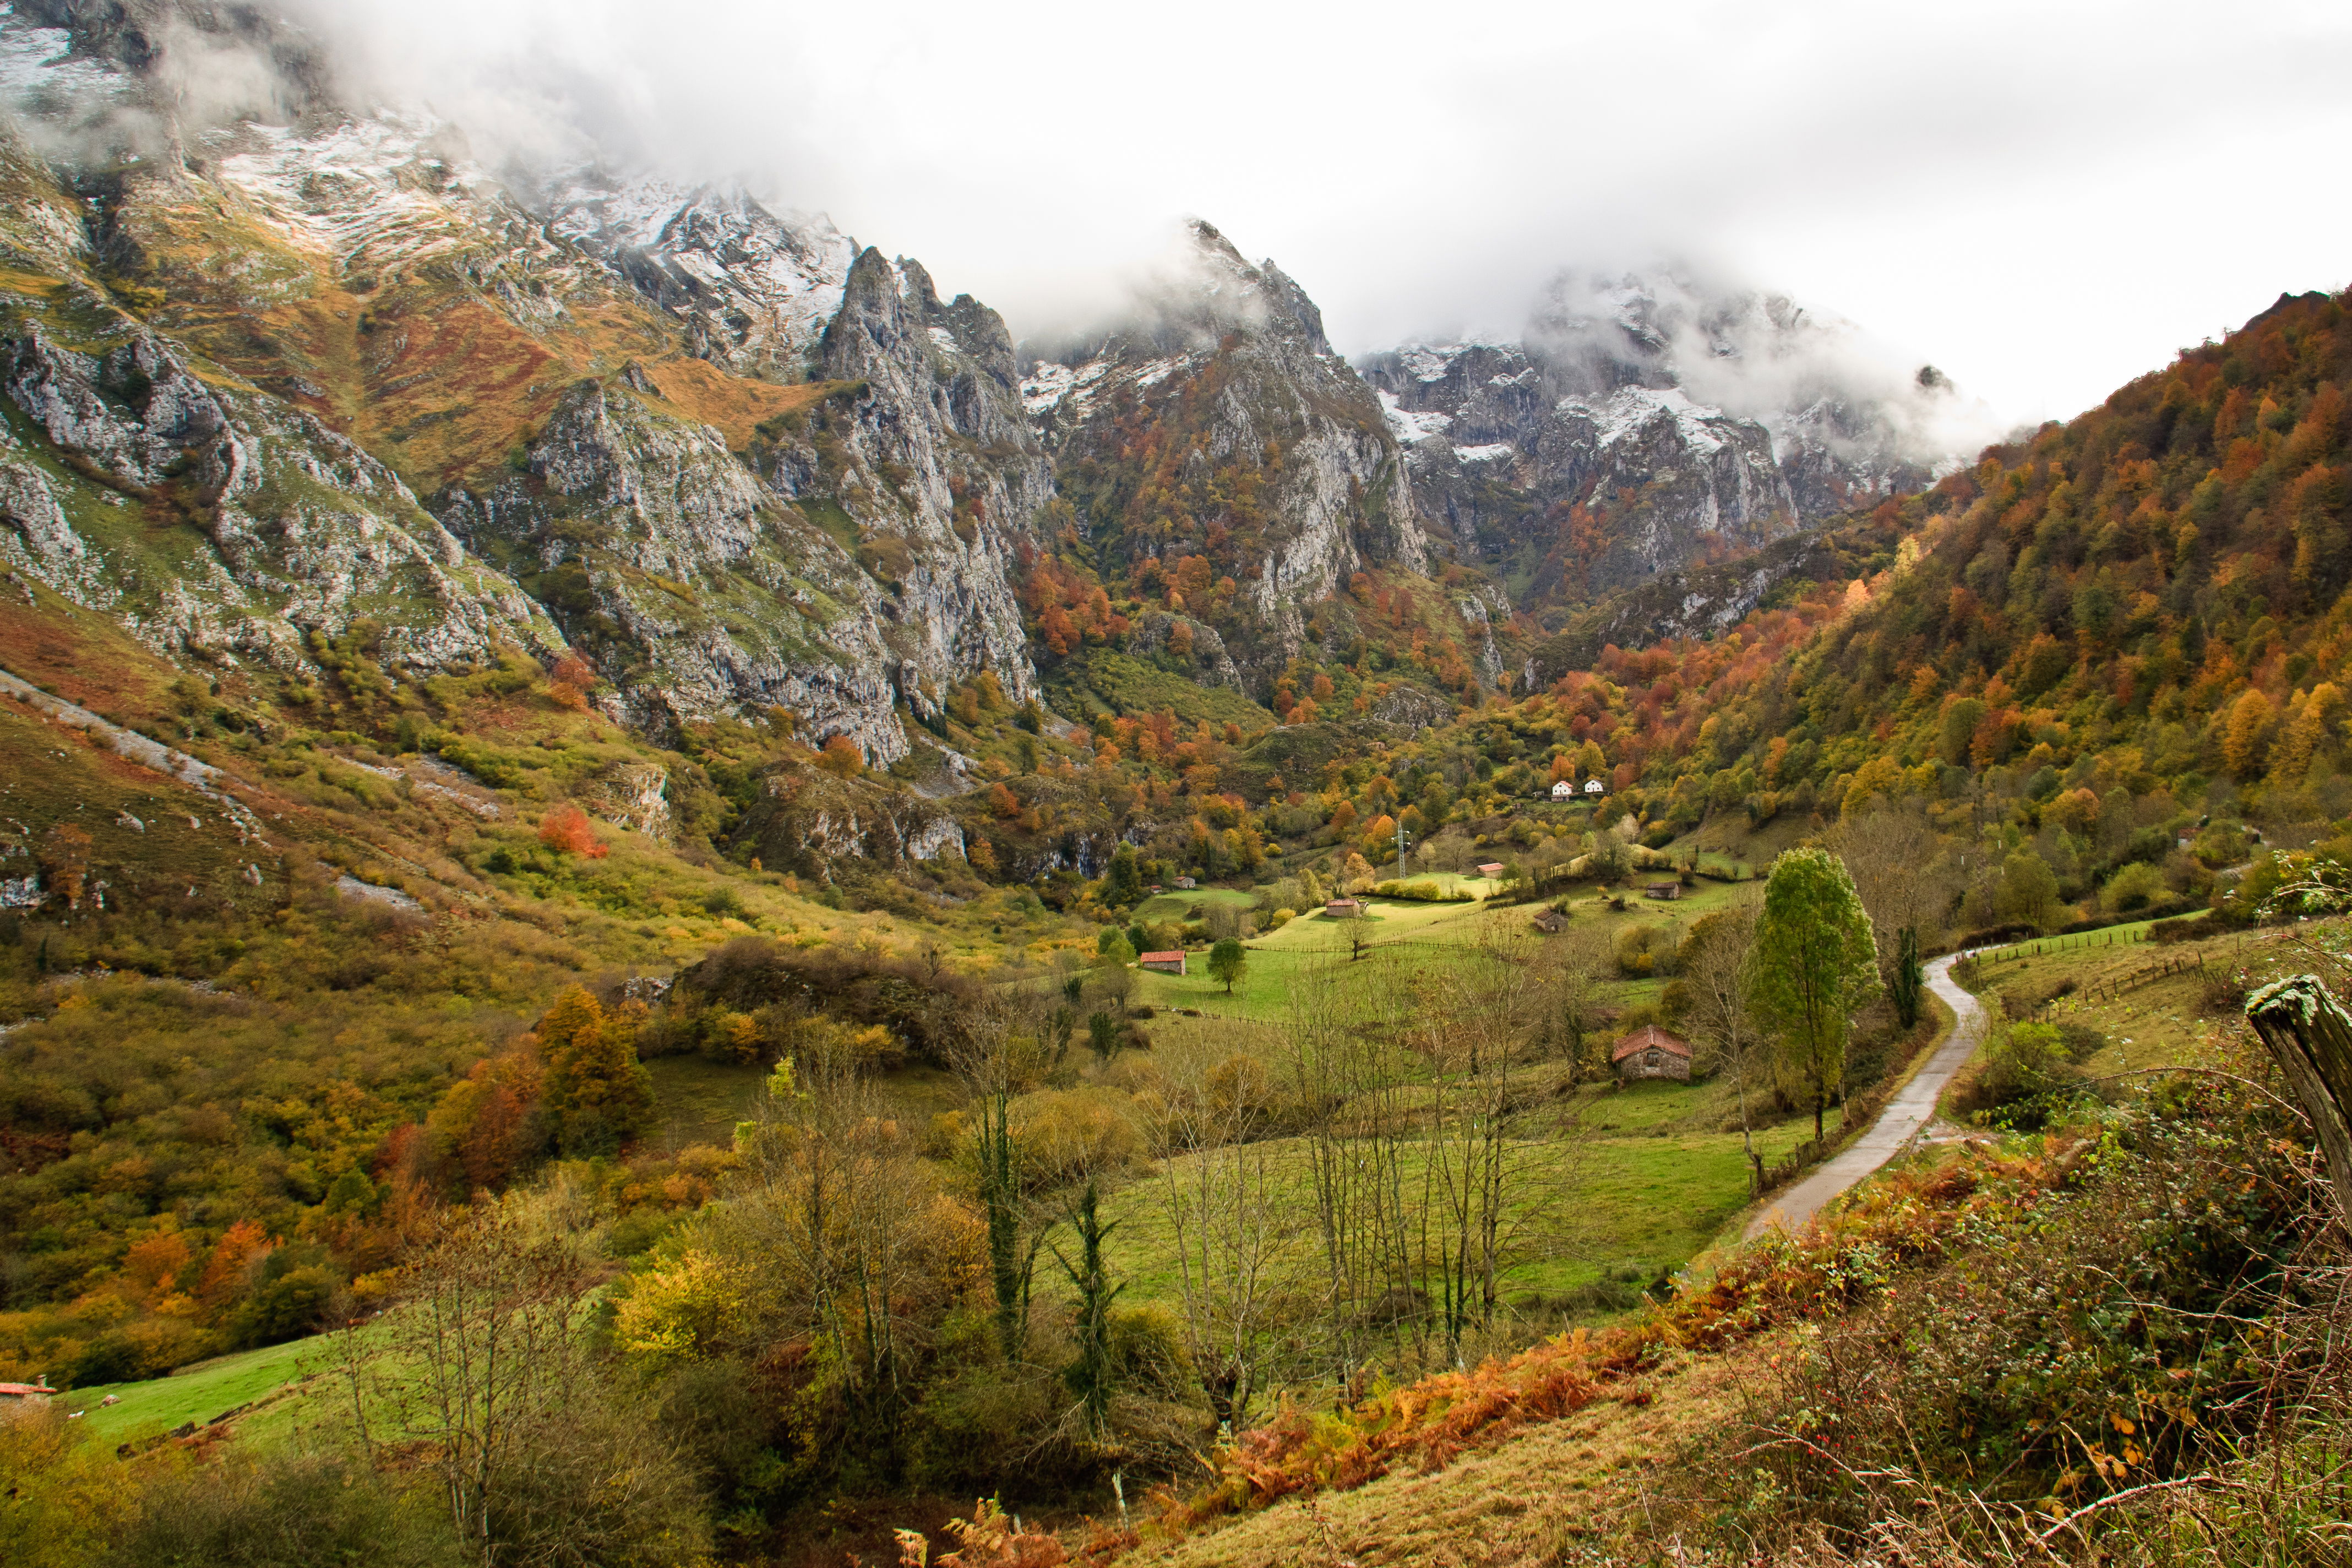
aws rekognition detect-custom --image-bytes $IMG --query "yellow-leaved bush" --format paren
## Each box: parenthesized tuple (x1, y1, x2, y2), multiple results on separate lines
(613, 1248, 748, 1371)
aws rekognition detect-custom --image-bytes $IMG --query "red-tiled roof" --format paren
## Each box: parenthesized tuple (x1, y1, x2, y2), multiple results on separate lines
(1610, 1025, 1693, 1064)
(1139, 951, 1185, 963)
(0, 1382, 52, 1396)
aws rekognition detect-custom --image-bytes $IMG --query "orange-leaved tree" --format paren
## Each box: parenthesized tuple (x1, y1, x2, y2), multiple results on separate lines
(536, 987, 654, 1157)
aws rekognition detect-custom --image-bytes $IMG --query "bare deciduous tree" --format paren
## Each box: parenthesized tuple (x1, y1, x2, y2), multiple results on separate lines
(333, 1208, 707, 1568)
(941, 994, 1053, 1362)
(1286, 938, 1589, 1381)
(1283, 963, 1417, 1386)
(1533, 928, 1614, 1080)
(1680, 905, 1765, 1193)
(1151, 1021, 1306, 1433)
(1391, 936, 1586, 1369)
(1826, 802, 1959, 979)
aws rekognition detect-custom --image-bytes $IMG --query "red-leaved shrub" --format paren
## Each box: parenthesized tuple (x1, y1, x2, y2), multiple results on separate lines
(538, 804, 608, 858)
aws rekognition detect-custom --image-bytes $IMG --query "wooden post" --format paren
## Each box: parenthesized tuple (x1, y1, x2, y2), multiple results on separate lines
(2245, 977, 2352, 1222)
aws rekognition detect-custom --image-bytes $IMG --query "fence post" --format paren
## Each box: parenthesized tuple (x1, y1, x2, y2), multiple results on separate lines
(2245, 977, 2352, 1223)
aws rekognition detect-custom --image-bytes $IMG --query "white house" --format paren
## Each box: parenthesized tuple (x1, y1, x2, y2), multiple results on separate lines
(1549, 780, 1575, 801)
(1583, 778, 1606, 796)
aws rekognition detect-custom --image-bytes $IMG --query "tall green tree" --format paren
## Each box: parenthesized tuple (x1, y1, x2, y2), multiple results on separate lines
(974, 1087, 1026, 1358)
(1106, 842, 1145, 905)
(1751, 849, 1880, 1144)
(1206, 938, 1248, 995)
(947, 999, 1041, 1363)
(1086, 1009, 1120, 1065)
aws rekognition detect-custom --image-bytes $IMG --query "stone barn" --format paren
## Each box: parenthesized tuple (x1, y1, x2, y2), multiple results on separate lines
(0, 1379, 53, 1420)
(1611, 1025, 1693, 1083)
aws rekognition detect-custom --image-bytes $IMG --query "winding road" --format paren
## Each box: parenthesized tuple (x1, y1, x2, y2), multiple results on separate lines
(1745, 951, 1988, 1239)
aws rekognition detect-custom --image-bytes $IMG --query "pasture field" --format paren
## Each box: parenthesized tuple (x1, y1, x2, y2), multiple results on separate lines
(1953, 910, 2333, 1079)
(1095, 1070, 1814, 1328)
(61, 1332, 348, 1448)
(1968, 911, 2205, 963)
(1129, 875, 1762, 1024)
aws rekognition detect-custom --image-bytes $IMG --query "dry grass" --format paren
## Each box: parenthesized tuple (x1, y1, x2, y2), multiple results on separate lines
(643, 358, 838, 448)
(1125, 1346, 1762, 1567)
(0, 579, 186, 718)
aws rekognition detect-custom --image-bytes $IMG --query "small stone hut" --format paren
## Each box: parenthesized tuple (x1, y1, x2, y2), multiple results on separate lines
(1611, 1025, 1693, 1083)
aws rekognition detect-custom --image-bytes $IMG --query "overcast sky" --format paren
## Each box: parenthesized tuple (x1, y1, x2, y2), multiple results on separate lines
(314, 0, 2352, 427)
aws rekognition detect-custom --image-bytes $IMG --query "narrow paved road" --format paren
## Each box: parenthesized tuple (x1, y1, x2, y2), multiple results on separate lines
(1745, 951, 1987, 1239)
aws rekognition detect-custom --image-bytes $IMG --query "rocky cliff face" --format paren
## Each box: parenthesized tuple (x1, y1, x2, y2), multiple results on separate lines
(430, 375, 908, 749)
(1359, 268, 1958, 606)
(0, 6, 1059, 765)
(788, 247, 1052, 711)
(1022, 221, 1429, 679)
(0, 183, 558, 677)
(0, 3, 1970, 785)
(429, 265, 1052, 764)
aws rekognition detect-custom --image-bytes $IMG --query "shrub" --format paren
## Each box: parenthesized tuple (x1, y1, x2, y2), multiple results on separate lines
(101, 1451, 464, 1568)
(482, 1404, 712, 1568)
(1614, 924, 1676, 977)
(1689, 1088, 2305, 1553)
(1015, 1088, 1144, 1188)
(2101, 859, 2166, 914)
(537, 803, 608, 859)
(228, 1264, 341, 1348)
(2191, 821, 2250, 868)
(1961, 1020, 2083, 1127)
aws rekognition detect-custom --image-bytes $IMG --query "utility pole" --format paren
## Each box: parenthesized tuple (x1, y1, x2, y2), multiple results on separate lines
(1396, 816, 1412, 881)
